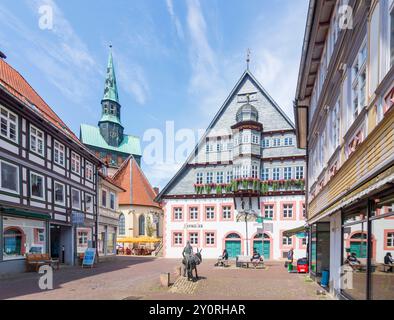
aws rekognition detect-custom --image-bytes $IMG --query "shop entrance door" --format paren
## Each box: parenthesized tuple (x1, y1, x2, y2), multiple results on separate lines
(50, 225, 61, 259)
(225, 241, 241, 258)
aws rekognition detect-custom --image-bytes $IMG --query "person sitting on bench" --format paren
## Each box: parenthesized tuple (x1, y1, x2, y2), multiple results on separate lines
(216, 249, 229, 267)
(251, 249, 262, 268)
(384, 252, 393, 272)
(345, 252, 361, 269)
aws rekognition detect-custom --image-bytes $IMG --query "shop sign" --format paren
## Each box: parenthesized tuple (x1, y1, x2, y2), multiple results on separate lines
(72, 211, 85, 225)
(82, 248, 96, 268)
(184, 223, 203, 229)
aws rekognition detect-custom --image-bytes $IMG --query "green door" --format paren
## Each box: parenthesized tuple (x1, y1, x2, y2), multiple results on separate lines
(350, 242, 367, 258)
(253, 241, 270, 259)
(225, 241, 241, 258)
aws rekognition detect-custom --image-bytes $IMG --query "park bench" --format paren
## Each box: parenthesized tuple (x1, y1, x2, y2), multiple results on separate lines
(214, 256, 230, 268)
(25, 253, 59, 272)
(236, 255, 264, 269)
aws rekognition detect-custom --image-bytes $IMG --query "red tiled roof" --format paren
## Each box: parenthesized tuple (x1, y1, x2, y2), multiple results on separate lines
(113, 156, 160, 208)
(0, 59, 94, 152)
(98, 171, 126, 192)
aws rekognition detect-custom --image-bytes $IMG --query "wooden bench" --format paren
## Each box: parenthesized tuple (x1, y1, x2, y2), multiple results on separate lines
(236, 255, 265, 269)
(26, 253, 59, 272)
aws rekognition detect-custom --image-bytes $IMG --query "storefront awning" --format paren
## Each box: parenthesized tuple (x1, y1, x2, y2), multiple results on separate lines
(117, 236, 161, 243)
(0, 207, 51, 220)
(283, 225, 308, 238)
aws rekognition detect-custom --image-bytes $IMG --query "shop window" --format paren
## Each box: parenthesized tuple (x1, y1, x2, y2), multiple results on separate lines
(106, 232, 115, 255)
(0, 160, 19, 194)
(342, 209, 368, 300)
(3, 216, 46, 260)
(76, 228, 91, 253)
(370, 195, 394, 299)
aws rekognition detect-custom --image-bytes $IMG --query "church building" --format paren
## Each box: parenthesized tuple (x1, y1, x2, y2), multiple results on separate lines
(80, 48, 141, 176)
(156, 66, 307, 261)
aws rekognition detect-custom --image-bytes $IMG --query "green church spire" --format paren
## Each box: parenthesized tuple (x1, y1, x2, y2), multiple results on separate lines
(102, 46, 119, 104)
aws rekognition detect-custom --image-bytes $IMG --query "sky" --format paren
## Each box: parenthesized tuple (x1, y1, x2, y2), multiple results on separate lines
(0, 0, 309, 189)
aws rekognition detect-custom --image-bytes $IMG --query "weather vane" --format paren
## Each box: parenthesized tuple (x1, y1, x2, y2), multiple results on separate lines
(246, 48, 251, 70)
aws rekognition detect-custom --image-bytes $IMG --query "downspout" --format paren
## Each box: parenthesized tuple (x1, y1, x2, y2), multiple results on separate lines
(95, 166, 100, 263)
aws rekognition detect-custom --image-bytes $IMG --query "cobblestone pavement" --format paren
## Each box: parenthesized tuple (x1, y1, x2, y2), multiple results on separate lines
(0, 257, 331, 300)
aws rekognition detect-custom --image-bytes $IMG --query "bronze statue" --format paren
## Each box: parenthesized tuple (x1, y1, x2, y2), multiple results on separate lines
(182, 242, 202, 281)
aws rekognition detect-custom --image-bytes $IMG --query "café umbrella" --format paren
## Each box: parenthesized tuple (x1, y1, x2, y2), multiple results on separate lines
(117, 236, 161, 243)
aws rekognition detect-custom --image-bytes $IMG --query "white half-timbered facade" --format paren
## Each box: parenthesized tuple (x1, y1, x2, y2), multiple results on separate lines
(0, 58, 102, 273)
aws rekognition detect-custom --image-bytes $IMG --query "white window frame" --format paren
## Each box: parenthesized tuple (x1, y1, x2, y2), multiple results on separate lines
(206, 207, 215, 220)
(283, 236, 293, 246)
(206, 172, 213, 184)
(30, 172, 45, 200)
(0, 105, 18, 143)
(223, 206, 231, 219)
(0, 159, 19, 194)
(71, 188, 81, 210)
(264, 205, 274, 219)
(273, 168, 280, 181)
(110, 192, 116, 210)
(189, 232, 199, 245)
(174, 232, 183, 245)
(261, 168, 269, 181)
(295, 166, 304, 180)
(85, 193, 93, 213)
(85, 161, 94, 182)
(351, 40, 367, 121)
(284, 167, 292, 180)
(71, 152, 81, 175)
(54, 181, 65, 206)
(283, 204, 293, 218)
(196, 172, 203, 184)
(174, 207, 183, 220)
(216, 171, 224, 184)
(273, 138, 281, 147)
(205, 232, 215, 245)
(101, 189, 107, 207)
(189, 207, 198, 220)
(53, 140, 65, 167)
(226, 171, 233, 183)
(30, 125, 44, 156)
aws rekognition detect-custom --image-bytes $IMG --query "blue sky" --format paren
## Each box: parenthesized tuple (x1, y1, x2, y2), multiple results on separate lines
(0, 0, 308, 189)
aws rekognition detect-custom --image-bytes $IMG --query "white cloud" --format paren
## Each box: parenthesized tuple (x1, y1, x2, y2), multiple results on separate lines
(116, 53, 150, 105)
(166, 0, 184, 40)
(0, 1, 99, 106)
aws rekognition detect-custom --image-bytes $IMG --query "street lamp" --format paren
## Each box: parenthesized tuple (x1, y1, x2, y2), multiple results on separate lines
(236, 204, 259, 256)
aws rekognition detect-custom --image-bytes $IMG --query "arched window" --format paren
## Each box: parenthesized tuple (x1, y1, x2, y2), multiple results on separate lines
(4, 228, 23, 256)
(226, 233, 241, 239)
(118, 214, 125, 236)
(254, 233, 270, 239)
(138, 215, 145, 236)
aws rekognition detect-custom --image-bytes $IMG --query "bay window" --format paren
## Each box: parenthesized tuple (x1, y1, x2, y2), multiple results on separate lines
(0, 160, 19, 194)
(0, 106, 17, 143)
(295, 166, 304, 179)
(196, 172, 203, 184)
(273, 168, 280, 180)
(216, 171, 224, 184)
(261, 168, 269, 181)
(284, 167, 292, 180)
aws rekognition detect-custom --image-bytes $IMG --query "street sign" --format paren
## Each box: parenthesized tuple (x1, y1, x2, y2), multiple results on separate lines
(82, 248, 96, 268)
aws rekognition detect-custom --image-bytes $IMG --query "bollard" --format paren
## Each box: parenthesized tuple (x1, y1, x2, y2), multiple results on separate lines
(160, 273, 170, 287)
(175, 266, 182, 276)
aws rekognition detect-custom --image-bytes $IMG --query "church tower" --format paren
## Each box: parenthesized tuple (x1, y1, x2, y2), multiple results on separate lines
(99, 47, 124, 147)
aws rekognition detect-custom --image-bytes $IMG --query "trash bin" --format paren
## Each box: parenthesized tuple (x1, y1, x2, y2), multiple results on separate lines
(321, 270, 329, 287)
(287, 262, 293, 272)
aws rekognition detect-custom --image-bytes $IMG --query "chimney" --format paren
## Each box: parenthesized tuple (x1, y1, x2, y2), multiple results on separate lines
(153, 187, 159, 195)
